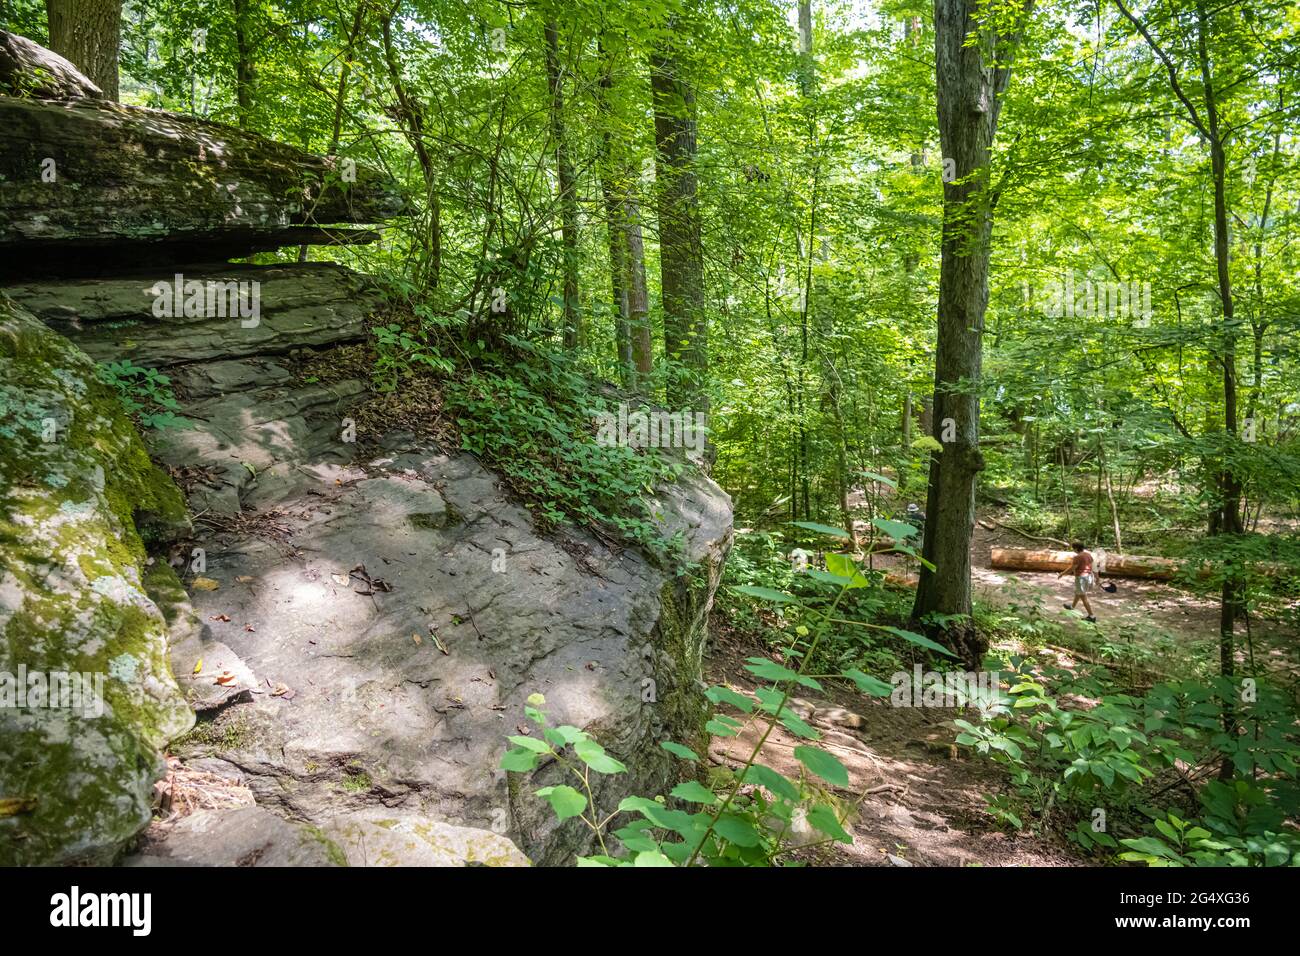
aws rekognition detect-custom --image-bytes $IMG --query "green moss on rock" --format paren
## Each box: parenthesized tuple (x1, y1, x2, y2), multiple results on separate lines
(0, 294, 194, 865)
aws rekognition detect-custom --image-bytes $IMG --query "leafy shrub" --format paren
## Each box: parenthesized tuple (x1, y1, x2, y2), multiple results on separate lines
(446, 344, 685, 556)
(97, 359, 188, 430)
(953, 657, 1300, 866)
(1121, 781, 1300, 867)
(502, 533, 906, 865)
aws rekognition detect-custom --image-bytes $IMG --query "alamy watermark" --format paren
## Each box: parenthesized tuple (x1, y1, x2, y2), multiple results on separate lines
(0, 666, 104, 718)
(890, 665, 1003, 712)
(149, 273, 260, 328)
(1024, 273, 1152, 324)
(594, 403, 706, 454)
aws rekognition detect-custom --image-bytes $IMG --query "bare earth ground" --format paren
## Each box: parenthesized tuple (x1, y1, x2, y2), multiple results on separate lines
(704, 512, 1300, 867)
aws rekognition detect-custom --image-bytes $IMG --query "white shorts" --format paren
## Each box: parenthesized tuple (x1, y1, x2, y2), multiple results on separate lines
(1074, 574, 1094, 596)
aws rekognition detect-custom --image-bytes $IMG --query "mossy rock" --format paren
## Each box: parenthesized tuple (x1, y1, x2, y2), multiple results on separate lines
(0, 294, 194, 865)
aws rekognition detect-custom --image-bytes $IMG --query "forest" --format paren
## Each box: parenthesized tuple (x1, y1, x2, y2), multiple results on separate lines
(0, 0, 1298, 876)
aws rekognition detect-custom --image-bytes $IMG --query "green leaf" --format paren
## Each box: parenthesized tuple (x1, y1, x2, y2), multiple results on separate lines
(778, 710, 822, 740)
(825, 552, 868, 588)
(807, 804, 852, 843)
(705, 685, 756, 712)
(843, 668, 893, 696)
(807, 569, 856, 588)
(732, 585, 800, 604)
(574, 739, 626, 774)
(713, 814, 762, 847)
(789, 521, 852, 539)
(535, 785, 587, 821)
(633, 850, 675, 867)
(793, 745, 850, 787)
(858, 471, 898, 490)
(660, 740, 700, 762)
(881, 625, 958, 658)
(499, 747, 539, 772)
(706, 717, 742, 737)
(742, 763, 801, 801)
(506, 735, 551, 753)
(872, 517, 917, 540)
(670, 781, 718, 805)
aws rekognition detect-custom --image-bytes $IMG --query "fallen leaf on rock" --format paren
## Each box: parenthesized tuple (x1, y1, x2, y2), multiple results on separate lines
(192, 659, 203, 674)
(330, 573, 351, 587)
(244, 624, 256, 632)
(412, 633, 422, 645)
(192, 577, 220, 591)
(209, 613, 231, 622)
(236, 575, 255, 584)
(214, 672, 236, 686)
(271, 682, 294, 698)
(0, 796, 37, 816)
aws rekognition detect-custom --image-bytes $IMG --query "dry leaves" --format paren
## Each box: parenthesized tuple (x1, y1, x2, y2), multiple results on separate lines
(0, 796, 37, 817)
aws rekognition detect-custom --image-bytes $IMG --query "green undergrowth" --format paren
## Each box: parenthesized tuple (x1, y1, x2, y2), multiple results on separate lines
(436, 336, 689, 561)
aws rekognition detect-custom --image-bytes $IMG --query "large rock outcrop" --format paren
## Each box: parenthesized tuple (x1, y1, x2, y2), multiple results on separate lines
(0, 296, 194, 865)
(0, 28, 402, 279)
(0, 35, 732, 866)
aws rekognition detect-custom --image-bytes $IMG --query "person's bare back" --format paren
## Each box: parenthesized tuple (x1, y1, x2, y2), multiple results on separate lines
(1060, 542, 1097, 622)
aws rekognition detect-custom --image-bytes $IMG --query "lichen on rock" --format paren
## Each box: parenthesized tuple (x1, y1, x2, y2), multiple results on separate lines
(0, 293, 194, 865)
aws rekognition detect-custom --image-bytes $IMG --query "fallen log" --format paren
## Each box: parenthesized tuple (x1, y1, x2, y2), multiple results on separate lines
(990, 547, 1182, 581)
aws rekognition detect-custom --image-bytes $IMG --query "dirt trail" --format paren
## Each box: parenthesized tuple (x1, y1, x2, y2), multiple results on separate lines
(967, 524, 1222, 638)
(703, 514, 1297, 866)
(704, 626, 1078, 867)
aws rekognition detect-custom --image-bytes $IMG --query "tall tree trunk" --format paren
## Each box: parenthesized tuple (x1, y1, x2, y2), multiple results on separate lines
(45, 0, 120, 100)
(598, 62, 631, 383)
(380, 8, 441, 288)
(910, 0, 1031, 668)
(1194, 0, 1242, 778)
(545, 21, 581, 349)
(651, 45, 707, 416)
(233, 0, 254, 128)
(1113, 3, 1244, 738)
(623, 195, 653, 383)
(598, 42, 652, 389)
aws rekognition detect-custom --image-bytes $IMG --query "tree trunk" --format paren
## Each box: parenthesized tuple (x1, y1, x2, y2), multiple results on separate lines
(1195, 0, 1242, 778)
(598, 42, 652, 389)
(233, 0, 254, 128)
(597, 54, 632, 383)
(380, 10, 440, 288)
(651, 45, 707, 415)
(910, 0, 1030, 668)
(44, 0, 120, 101)
(545, 21, 580, 349)
(623, 195, 653, 383)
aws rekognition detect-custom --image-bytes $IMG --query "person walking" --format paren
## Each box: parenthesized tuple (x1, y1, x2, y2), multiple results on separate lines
(1060, 541, 1098, 623)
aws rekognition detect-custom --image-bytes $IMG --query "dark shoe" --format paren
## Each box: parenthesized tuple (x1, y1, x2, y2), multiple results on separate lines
(1063, 603, 1072, 611)
(1086, 616, 1098, 623)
